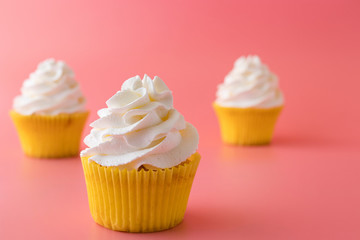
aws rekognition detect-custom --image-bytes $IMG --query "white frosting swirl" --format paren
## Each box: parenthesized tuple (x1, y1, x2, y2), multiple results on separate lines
(80, 75, 199, 170)
(13, 58, 86, 115)
(215, 55, 284, 108)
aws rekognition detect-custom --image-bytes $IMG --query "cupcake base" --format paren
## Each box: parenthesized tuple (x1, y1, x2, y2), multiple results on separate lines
(81, 152, 201, 232)
(10, 110, 89, 158)
(213, 103, 282, 145)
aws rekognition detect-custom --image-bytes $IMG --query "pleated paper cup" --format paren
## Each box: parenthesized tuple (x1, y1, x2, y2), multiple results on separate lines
(81, 152, 201, 232)
(10, 110, 89, 158)
(213, 103, 282, 145)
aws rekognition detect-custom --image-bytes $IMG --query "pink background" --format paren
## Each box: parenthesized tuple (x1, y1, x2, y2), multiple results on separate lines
(1, 0, 360, 239)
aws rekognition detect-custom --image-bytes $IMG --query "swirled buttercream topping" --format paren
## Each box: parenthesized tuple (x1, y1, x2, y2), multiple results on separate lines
(80, 75, 199, 170)
(216, 55, 284, 108)
(13, 58, 86, 115)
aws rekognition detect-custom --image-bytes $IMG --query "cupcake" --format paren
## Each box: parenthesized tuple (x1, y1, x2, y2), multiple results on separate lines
(80, 75, 200, 232)
(11, 58, 89, 158)
(214, 55, 284, 145)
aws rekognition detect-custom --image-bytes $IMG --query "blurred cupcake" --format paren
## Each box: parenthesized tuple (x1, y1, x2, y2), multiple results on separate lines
(214, 55, 284, 145)
(11, 58, 89, 158)
(80, 75, 200, 232)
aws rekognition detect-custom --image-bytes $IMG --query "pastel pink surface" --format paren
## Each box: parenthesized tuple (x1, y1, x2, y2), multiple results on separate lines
(1, 0, 360, 239)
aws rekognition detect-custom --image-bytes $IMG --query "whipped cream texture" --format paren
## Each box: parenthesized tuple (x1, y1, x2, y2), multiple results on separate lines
(81, 75, 199, 170)
(216, 55, 284, 108)
(13, 58, 86, 115)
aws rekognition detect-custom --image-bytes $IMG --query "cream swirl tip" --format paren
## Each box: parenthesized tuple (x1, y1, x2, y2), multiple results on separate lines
(13, 58, 86, 115)
(80, 75, 199, 170)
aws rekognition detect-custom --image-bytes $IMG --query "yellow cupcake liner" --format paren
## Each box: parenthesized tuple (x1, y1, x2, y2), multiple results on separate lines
(10, 110, 89, 158)
(213, 103, 282, 145)
(81, 152, 201, 232)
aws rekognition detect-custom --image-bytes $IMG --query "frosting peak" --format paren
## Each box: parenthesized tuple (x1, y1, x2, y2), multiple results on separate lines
(13, 58, 86, 115)
(81, 75, 199, 170)
(216, 55, 284, 108)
